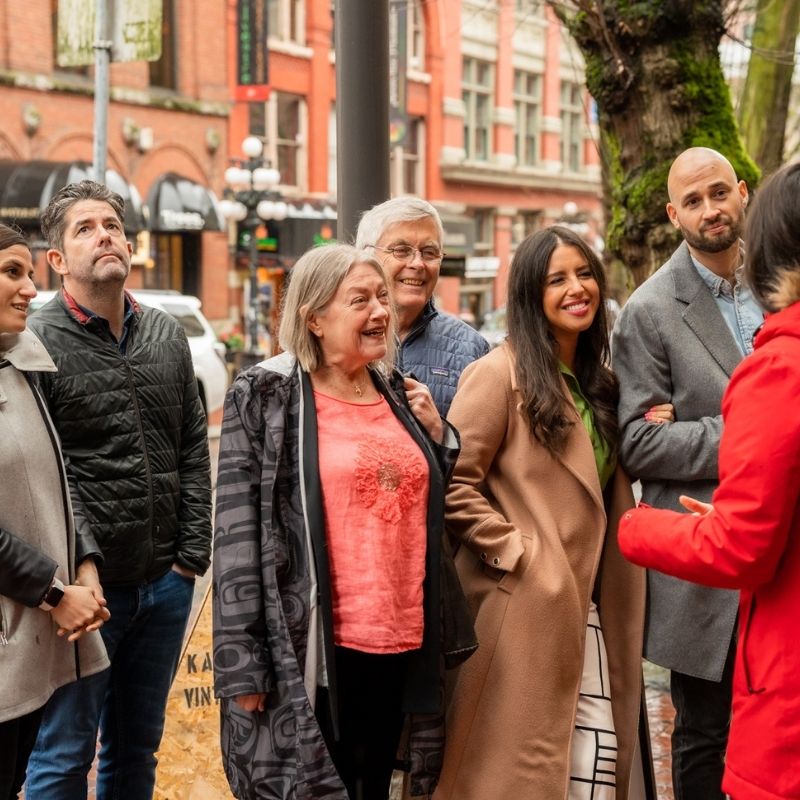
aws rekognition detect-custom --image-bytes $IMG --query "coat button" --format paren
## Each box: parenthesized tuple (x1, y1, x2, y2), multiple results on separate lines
(492, 557, 500, 566)
(480, 552, 487, 561)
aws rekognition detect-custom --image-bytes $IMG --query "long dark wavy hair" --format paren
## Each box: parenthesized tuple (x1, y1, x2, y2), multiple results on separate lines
(506, 225, 619, 457)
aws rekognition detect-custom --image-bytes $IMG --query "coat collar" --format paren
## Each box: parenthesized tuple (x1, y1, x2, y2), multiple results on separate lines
(670, 241, 742, 377)
(558, 376, 606, 515)
(0, 328, 57, 373)
(501, 343, 605, 516)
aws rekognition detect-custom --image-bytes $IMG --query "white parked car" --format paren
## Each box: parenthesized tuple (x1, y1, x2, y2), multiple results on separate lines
(29, 289, 229, 417)
(478, 306, 508, 348)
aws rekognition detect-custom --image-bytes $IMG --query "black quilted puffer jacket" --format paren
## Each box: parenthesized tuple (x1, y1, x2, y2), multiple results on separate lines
(28, 291, 212, 587)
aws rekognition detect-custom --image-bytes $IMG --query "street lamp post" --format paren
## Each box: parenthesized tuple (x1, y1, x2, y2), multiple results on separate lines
(219, 136, 287, 355)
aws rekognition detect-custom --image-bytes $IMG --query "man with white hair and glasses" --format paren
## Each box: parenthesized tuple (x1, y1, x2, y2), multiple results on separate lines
(356, 197, 489, 416)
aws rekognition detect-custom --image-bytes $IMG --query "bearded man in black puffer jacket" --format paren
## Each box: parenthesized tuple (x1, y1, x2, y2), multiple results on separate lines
(25, 180, 211, 799)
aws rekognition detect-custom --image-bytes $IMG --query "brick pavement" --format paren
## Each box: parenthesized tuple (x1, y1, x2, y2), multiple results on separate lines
(67, 666, 678, 800)
(645, 663, 675, 800)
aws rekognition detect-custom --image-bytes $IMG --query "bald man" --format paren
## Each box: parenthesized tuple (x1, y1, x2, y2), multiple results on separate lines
(611, 148, 763, 799)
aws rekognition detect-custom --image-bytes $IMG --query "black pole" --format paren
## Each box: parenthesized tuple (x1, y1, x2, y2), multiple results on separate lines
(335, 0, 390, 242)
(247, 216, 259, 352)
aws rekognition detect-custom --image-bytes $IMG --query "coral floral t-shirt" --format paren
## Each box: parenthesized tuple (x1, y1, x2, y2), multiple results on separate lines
(315, 390, 429, 653)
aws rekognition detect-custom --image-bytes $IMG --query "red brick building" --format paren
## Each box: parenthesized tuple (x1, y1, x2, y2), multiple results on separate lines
(227, 0, 602, 326)
(0, 1, 602, 331)
(0, 0, 231, 321)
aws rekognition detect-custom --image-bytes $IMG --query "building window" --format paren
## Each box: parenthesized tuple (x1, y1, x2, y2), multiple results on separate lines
(514, 70, 541, 167)
(560, 81, 584, 173)
(268, 0, 305, 44)
(463, 57, 493, 161)
(407, 0, 425, 71)
(390, 118, 425, 196)
(265, 92, 307, 191)
(512, 211, 542, 246)
(472, 208, 494, 255)
(248, 103, 267, 138)
(149, 0, 177, 90)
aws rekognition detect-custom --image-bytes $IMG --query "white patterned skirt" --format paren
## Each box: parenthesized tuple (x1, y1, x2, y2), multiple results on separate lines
(569, 602, 617, 799)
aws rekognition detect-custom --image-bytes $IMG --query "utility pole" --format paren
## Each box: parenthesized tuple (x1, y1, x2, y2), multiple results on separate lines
(334, 0, 390, 241)
(92, 0, 112, 184)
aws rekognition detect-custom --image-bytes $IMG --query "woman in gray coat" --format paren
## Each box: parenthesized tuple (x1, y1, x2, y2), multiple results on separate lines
(0, 224, 109, 798)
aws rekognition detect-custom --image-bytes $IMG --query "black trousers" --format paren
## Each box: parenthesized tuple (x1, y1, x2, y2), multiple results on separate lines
(670, 639, 736, 800)
(316, 646, 407, 800)
(0, 706, 45, 800)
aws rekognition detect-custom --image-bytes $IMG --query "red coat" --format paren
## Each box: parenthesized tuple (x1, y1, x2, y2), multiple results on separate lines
(619, 301, 800, 800)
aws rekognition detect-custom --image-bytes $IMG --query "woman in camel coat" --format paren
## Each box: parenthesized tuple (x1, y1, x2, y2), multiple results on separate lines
(435, 226, 656, 799)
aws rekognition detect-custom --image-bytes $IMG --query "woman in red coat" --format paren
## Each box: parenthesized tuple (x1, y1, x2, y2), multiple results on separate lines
(619, 161, 800, 800)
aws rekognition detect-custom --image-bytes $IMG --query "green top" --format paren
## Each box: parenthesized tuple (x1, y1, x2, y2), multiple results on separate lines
(559, 362, 615, 490)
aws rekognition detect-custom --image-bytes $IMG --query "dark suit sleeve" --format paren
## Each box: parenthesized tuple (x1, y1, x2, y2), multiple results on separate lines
(0, 527, 58, 607)
(613, 299, 722, 482)
(173, 333, 213, 576)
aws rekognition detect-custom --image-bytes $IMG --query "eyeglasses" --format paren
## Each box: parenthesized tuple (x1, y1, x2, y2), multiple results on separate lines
(370, 244, 445, 264)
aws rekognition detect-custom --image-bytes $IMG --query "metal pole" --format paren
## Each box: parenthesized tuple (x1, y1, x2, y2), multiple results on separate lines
(335, 0, 390, 241)
(248, 219, 259, 353)
(92, 0, 111, 184)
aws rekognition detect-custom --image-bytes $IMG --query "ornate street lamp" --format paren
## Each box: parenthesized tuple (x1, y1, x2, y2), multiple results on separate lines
(219, 136, 288, 355)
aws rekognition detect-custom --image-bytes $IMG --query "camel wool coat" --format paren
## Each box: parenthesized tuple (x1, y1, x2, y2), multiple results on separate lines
(435, 345, 647, 799)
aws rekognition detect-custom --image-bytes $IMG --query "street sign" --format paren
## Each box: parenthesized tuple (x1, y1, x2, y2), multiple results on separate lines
(388, 0, 407, 146)
(235, 0, 270, 101)
(56, 0, 163, 66)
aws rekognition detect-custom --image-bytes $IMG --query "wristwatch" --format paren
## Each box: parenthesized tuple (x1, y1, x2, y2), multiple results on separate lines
(39, 577, 65, 611)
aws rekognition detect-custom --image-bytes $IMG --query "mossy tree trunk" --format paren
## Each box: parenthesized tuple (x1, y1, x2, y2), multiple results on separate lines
(737, 0, 800, 176)
(546, 1, 759, 286)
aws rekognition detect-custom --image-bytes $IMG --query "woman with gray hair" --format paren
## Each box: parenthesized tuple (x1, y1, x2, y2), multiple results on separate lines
(212, 243, 474, 799)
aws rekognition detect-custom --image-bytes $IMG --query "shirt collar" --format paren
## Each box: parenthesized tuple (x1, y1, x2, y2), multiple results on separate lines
(61, 287, 138, 326)
(690, 244, 746, 299)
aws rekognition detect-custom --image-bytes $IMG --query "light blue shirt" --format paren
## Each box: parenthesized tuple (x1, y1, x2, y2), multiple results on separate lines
(691, 256, 764, 355)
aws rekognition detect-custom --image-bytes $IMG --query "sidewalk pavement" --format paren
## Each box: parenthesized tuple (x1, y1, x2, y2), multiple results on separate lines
(645, 662, 675, 799)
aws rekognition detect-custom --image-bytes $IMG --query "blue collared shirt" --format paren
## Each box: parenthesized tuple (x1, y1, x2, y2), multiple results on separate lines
(76, 295, 136, 354)
(691, 256, 764, 355)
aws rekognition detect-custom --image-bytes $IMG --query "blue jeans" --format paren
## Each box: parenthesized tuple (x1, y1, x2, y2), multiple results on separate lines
(25, 568, 194, 800)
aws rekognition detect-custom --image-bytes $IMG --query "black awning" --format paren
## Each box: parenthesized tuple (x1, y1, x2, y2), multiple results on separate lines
(0, 160, 147, 233)
(146, 173, 224, 232)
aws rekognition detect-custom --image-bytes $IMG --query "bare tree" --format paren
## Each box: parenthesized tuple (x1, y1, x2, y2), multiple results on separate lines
(546, 0, 759, 285)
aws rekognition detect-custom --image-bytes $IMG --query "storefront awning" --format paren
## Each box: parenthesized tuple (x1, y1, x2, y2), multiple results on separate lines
(147, 173, 224, 232)
(0, 160, 147, 234)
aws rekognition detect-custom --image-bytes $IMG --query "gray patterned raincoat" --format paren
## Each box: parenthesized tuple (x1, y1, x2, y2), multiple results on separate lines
(212, 353, 471, 799)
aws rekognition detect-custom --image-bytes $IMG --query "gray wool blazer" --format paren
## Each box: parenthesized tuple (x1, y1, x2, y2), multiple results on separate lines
(611, 241, 758, 681)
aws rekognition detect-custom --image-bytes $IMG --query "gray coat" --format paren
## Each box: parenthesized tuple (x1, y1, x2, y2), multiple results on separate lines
(612, 241, 748, 681)
(0, 330, 108, 723)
